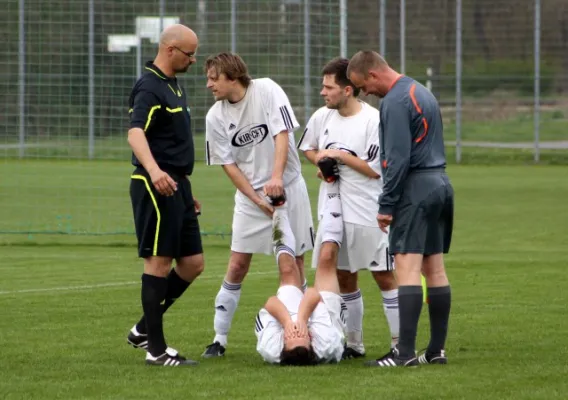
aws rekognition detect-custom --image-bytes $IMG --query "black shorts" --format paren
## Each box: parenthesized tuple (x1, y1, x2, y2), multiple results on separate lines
(130, 167, 203, 258)
(389, 170, 454, 256)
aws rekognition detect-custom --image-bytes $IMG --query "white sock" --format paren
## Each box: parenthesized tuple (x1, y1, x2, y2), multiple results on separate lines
(213, 280, 242, 347)
(381, 288, 400, 348)
(272, 205, 296, 259)
(341, 289, 364, 353)
(321, 182, 343, 245)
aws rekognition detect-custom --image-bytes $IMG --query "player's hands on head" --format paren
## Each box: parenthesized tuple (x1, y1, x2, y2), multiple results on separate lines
(283, 320, 296, 340)
(263, 177, 284, 198)
(294, 320, 309, 339)
(149, 167, 178, 196)
(377, 213, 392, 234)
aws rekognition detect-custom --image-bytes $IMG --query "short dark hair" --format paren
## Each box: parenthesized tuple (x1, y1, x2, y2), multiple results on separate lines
(322, 57, 361, 97)
(280, 346, 318, 366)
(204, 52, 252, 87)
(346, 50, 388, 78)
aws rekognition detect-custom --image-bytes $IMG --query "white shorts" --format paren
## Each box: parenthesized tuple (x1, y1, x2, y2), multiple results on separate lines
(312, 222, 393, 273)
(308, 291, 346, 363)
(320, 291, 347, 333)
(231, 176, 314, 256)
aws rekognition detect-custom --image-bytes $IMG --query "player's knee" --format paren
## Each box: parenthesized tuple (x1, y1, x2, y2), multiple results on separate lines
(175, 254, 205, 281)
(295, 255, 305, 272)
(337, 271, 357, 293)
(192, 258, 205, 276)
(227, 259, 250, 282)
(144, 256, 173, 277)
(423, 265, 448, 286)
(318, 244, 337, 270)
(372, 271, 397, 291)
(279, 257, 301, 286)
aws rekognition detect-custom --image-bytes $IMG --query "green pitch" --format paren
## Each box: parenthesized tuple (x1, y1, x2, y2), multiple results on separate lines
(1, 163, 567, 399)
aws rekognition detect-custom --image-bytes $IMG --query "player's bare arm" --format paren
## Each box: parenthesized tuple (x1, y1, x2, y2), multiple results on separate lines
(301, 149, 325, 180)
(315, 149, 379, 179)
(127, 128, 177, 196)
(264, 130, 288, 198)
(221, 163, 274, 217)
(264, 296, 295, 335)
(296, 288, 322, 335)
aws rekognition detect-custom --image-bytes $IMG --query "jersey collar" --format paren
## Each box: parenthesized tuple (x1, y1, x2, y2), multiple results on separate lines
(144, 61, 172, 81)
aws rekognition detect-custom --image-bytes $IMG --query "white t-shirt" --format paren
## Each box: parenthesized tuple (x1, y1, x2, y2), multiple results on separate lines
(255, 285, 343, 364)
(206, 78, 302, 190)
(298, 101, 382, 227)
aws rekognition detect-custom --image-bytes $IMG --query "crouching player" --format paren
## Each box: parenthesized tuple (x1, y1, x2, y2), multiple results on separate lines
(255, 182, 346, 365)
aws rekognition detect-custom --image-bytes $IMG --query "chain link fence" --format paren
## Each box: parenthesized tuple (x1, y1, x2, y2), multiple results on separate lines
(1, 0, 566, 237)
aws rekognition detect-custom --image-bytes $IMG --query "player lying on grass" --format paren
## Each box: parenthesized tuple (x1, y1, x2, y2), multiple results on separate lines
(255, 181, 347, 365)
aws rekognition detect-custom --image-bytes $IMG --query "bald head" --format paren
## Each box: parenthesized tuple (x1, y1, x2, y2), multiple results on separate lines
(154, 24, 198, 76)
(159, 24, 197, 48)
(347, 50, 389, 79)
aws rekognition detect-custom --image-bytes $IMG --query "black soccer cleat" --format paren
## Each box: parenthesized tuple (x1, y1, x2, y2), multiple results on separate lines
(201, 341, 226, 358)
(342, 346, 366, 360)
(418, 349, 448, 365)
(364, 347, 419, 368)
(127, 327, 148, 350)
(145, 347, 198, 366)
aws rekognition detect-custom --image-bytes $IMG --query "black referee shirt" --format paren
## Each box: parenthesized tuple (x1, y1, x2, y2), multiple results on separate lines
(128, 61, 195, 176)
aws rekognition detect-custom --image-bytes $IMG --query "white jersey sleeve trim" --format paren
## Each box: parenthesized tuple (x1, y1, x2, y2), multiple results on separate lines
(257, 78, 300, 136)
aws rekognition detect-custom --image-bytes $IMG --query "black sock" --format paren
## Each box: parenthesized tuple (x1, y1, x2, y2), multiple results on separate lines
(141, 273, 168, 357)
(137, 269, 191, 335)
(397, 285, 423, 358)
(427, 286, 451, 354)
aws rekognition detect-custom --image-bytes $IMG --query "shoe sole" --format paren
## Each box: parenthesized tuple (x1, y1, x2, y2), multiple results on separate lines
(201, 353, 225, 359)
(145, 361, 199, 366)
(127, 338, 148, 350)
(342, 353, 366, 360)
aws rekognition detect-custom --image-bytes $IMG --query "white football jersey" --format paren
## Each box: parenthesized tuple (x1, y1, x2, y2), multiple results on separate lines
(255, 285, 303, 364)
(255, 285, 344, 364)
(206, 78, 302, 190)
(298, 101, 382, 227)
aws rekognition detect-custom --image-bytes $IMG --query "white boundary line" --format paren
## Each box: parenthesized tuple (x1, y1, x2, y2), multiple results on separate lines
(0, 270, 278, 296)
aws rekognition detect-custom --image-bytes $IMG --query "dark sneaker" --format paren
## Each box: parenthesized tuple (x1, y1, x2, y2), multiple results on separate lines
(364, 347, 418, 367)
(146, 347, 198, 366)
(342, 346, 366, 360)
(127, 327, 148, 350)
(418, 349, 448, 365)
(201, 342, 226, 358)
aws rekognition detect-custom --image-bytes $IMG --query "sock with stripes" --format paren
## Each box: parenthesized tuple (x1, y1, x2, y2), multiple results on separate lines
(341, 289, 364, 353)
(212, 280, 242, 347)
(136, 268, 191, 335)
(397, 285, 423, 359)
(272, 204, 296, 260)
(321, 182, 343, 245)
(141, 273, 168, 357)
(381, 288, 400, 348)
(427, 286, 451, 354)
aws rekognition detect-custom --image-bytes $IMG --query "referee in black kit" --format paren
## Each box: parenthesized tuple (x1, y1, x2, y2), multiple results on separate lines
(348, 51, 453, 368)
(125, 24, 204, 367)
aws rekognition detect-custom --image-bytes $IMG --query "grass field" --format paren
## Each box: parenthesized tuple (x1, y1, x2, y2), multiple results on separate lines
(1, 108, 567, 164)
(1, 162, 568, 399)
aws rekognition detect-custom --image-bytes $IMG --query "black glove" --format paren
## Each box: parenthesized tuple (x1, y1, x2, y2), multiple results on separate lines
(317, 157, 339, 183)
(268, 191, 286, 207)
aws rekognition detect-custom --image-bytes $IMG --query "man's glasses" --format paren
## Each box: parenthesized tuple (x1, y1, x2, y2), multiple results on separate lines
(173, 46, 195, 58)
